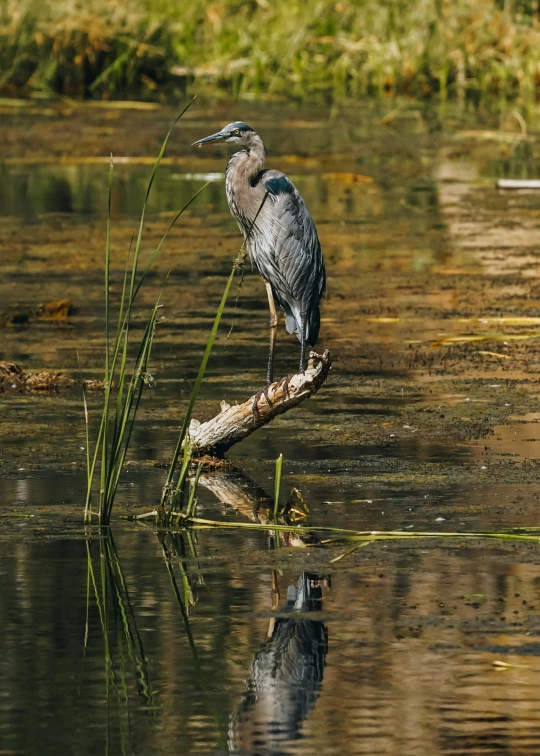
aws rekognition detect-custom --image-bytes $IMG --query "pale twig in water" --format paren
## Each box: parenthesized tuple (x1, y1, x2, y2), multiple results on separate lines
(330, 541, 372, 563)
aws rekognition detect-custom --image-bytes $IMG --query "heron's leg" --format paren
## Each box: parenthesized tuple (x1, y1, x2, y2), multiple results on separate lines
(265, 281, 278, 385)
(252, 284, 279, 423)
(299, 312, 307, 373)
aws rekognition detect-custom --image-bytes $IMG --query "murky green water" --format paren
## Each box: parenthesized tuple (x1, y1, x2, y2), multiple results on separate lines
(3, 100, 540, 754)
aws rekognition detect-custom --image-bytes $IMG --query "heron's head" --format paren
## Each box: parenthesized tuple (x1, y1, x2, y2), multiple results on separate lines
(192, 121, 258, 149)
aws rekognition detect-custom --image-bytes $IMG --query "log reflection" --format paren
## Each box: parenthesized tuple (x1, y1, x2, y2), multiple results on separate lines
(196, 467, 318, 547)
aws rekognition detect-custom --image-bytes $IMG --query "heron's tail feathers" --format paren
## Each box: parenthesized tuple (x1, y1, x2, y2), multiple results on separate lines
(284, 304, 320, 347)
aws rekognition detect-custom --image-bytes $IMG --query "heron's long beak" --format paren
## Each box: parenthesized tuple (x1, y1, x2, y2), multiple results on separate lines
(192, 130, 227, 147)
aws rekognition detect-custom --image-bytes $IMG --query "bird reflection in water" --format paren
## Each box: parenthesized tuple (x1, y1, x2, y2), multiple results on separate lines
(229, 572, 329, 754)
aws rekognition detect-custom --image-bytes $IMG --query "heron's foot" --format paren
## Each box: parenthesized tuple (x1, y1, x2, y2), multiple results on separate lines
(252, 383, 273, 424)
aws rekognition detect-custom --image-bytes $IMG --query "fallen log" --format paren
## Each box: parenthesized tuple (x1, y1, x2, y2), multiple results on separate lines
(187, 349, 331, 457)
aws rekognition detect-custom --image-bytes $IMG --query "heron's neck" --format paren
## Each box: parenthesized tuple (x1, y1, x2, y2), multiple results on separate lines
(226, 135, 266, 185)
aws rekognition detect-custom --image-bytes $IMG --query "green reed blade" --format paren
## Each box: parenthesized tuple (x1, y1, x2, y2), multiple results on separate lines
(108, 238, 137, 469)
(131, 181, 211, 303)
(85, 238, 132, 521)
(169, 446, 192, 514)
(273, 453, 283, 521)
(108, 302, 158, 470)
(105, 307, 159, 513)
(162, 265, 236, 507)
(105, 303, 160, 513)
(105, 156, 113, 385)
(128, 98, 195, 309)
(78, 350, 92, 523)
(100, 157, 115, 513)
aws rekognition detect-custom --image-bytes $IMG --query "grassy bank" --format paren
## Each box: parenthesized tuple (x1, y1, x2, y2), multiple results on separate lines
(2, 1, 540, 104)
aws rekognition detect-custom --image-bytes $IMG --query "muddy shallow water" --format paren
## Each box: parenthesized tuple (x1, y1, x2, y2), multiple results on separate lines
(3, 99, 540, 754)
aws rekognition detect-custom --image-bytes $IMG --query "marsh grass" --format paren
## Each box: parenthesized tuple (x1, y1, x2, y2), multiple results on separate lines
(84, 100, 209, 526)
(2, 1, 540, 103)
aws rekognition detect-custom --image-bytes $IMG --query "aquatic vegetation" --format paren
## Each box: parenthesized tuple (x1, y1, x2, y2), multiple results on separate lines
(2, 0, 540, 103)
(169, 515, 540, 549)
(164, 458, 540, 552)
(84, 101, 209, 525)
(81, 102, 250, 524)
(273, 453, 283, 521)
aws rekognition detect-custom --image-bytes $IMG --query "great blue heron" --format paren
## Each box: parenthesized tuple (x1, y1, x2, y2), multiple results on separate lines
(193, 121, 326, 384)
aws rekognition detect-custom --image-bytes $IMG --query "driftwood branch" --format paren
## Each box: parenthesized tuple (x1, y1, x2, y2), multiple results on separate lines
(187, 349, 331, 457)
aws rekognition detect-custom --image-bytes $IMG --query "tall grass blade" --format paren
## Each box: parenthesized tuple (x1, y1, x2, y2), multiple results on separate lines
(105, 156, 113, 386)
(272, 453, 284, 549)
(78, 350, 92, 523)
(161, 265, 236, 509)
(127, 98, 195, 309)
(273, 453, 283, 521)
(105, 302, 161, 513)
(131, 181, 210, 303)
(100, 157, 114, 517)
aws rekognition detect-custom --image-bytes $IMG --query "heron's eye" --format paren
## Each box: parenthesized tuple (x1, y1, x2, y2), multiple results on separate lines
(234, 129, 240, 135)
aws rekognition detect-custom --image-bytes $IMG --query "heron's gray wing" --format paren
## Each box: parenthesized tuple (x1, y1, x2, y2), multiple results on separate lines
(254, 171, 325, 342)
(262, 172, 323, 303)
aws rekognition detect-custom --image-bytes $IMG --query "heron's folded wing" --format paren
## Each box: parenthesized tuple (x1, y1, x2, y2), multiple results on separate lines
(261, 171, 324, 307)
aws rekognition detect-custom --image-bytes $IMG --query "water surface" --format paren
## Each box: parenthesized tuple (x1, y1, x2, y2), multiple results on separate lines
(3, 99, 540, 754)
